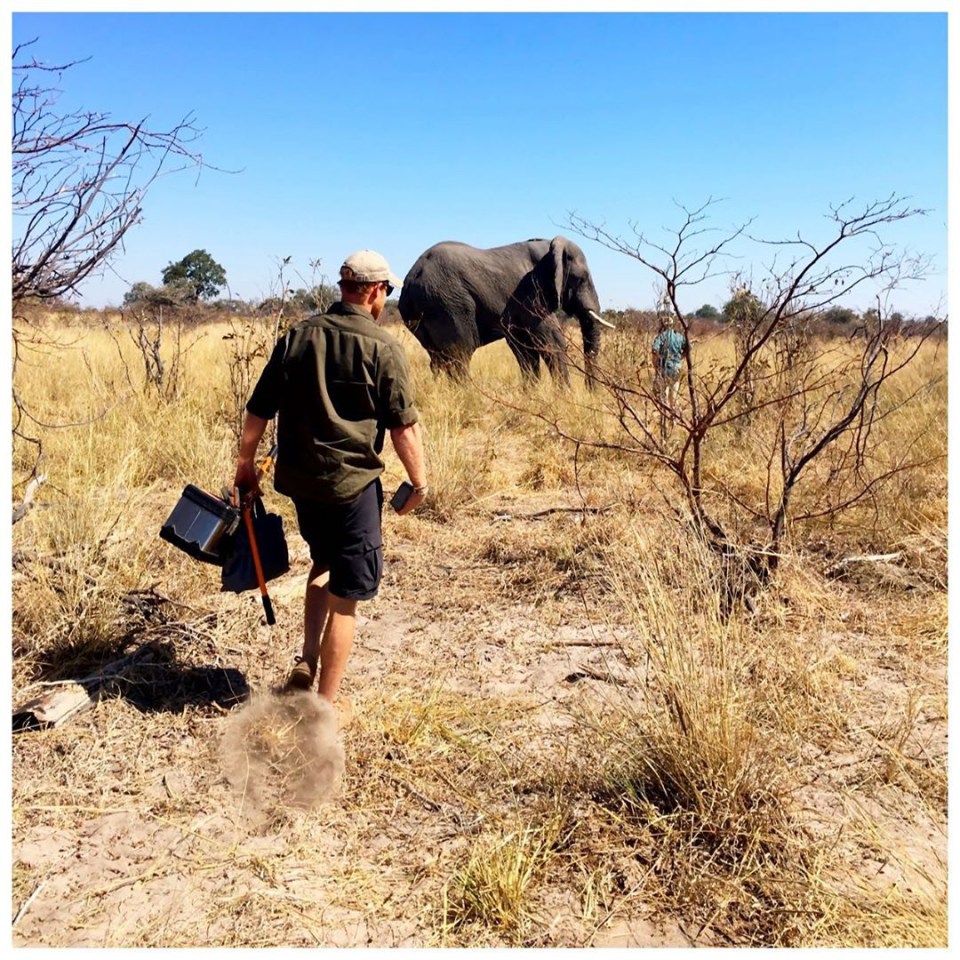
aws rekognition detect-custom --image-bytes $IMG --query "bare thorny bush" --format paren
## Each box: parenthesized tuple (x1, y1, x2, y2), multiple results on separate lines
(127, 308, 188, 401)
(557, 195, 945, 605)
(94, 305, 204, 404)
(222, 256, 334, 443)
(11, 41, 206, 516)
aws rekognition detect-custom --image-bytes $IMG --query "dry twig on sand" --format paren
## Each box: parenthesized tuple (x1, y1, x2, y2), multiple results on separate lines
(12, 472, 46, 525)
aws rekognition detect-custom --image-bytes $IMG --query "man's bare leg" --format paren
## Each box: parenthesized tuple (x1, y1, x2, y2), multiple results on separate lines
(668, 378, 680, 415)
(316, 593, 358, 705)
(284, 564, 329, 690)
(302, 563, 330, 671)
(293, 571, 357, 725)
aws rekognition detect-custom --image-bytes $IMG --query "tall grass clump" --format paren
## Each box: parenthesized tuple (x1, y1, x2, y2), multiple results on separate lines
(399, 337, 525, 520)
(12, 323, 240, 505)
(14, 323, 237, 489)
(443, 805, 572, 943)
(574, 505, 946, 945)
(585, 524, 815, 944)
(11, 322, 238, 675)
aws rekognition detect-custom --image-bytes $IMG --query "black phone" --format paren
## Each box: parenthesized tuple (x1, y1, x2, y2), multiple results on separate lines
(390, 481, 414, 512)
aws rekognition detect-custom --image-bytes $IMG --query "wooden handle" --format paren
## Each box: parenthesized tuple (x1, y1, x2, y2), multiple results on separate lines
(242, 502, 275, 626)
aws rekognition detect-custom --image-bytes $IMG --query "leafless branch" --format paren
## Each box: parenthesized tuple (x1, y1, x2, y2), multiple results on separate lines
(12, 50, 206, 306)
(560, 197, 943, 594)
(10, 46, 212, 503)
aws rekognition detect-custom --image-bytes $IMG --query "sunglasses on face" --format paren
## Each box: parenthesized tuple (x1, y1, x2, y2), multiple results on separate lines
(383, 283, 395, 296)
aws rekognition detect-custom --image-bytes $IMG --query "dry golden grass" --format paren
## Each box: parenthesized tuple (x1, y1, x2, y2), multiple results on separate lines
(444, 804, 573, 941)
(11, 315, 947, 947)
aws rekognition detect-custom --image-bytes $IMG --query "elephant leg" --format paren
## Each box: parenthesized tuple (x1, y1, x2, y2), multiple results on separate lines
(542, 351, 570, 385)
(583, 353, 597, 390)
(412, 302, 478, 382)
(536, 324, 570, 385)
(431, 351, 471, 381)
(506, 334, 542, 381)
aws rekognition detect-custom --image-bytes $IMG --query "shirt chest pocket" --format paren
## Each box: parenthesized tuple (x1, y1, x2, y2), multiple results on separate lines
(329, 379, 376, 421)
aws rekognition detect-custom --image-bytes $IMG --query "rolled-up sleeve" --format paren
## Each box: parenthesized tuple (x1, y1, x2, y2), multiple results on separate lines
(245, 336, 286, 420)
(378, 343, 419, 429)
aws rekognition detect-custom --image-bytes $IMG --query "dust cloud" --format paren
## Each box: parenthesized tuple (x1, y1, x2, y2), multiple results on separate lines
(221, 691, 344, 813)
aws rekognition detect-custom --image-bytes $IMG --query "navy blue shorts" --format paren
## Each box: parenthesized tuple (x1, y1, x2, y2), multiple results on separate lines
(292, 479, 384, 601)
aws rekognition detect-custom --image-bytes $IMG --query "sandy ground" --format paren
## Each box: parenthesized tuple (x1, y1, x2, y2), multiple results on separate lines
(11, 498, 947, 947)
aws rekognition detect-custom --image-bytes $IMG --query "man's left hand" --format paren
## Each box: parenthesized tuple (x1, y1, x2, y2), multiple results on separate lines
(396, 487, 426, 516)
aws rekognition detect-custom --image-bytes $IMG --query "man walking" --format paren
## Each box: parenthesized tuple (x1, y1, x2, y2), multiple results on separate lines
(234, 250, 427, 726)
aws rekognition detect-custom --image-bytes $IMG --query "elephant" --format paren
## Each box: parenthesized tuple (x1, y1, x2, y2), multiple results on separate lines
(397, 236, 614, 385)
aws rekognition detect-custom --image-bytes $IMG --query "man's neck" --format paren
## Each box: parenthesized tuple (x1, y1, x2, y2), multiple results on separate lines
(339, 298, 376, 319)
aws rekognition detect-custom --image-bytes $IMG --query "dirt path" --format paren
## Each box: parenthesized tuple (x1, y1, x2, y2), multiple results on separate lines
(11, 507, 947, 947)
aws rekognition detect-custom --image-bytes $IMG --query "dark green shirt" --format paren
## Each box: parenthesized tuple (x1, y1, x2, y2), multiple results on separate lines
(246, 302, 419, 503)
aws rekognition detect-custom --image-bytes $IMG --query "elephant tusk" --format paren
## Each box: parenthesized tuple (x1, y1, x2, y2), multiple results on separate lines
(589, 310, 615, 329)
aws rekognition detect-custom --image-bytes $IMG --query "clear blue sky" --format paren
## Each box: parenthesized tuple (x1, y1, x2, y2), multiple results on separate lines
(10, 6, 950, 317)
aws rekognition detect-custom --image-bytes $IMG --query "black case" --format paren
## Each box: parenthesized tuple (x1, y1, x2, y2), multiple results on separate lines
(159, 485, 241, 565)
(220, 498, 290, 593)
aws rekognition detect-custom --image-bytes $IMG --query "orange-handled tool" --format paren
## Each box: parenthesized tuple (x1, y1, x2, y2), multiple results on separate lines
(230, 442, 279, 626)
(229, 444, 279, 508)
(256, 443, 278, 483)
(242, 498, 276, 626)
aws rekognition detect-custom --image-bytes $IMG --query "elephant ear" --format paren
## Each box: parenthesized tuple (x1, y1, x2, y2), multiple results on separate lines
(535, 236, 567, 313)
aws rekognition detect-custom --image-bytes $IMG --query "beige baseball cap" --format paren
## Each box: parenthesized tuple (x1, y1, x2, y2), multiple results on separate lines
(339, 250, 402, 288)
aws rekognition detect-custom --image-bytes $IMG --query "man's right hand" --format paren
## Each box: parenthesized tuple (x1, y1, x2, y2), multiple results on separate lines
(234, 412, 270, 503)
(233, 457, 262, 502)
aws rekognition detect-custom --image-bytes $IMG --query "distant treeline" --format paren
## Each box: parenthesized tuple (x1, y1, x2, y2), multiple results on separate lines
(601, 306, 946, 340)
(15, 293, 405, 329)
(17, 297, 945, 340)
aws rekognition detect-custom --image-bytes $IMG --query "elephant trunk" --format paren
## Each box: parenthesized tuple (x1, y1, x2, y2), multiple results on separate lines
(575, 282, 614, 385)
(559, 259, 611, 387)
(574, 309, 599, 388)
(578, 311, 600, 359)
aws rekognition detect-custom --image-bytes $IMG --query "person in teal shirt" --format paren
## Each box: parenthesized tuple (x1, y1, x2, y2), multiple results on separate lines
(651, 308, 689, 420)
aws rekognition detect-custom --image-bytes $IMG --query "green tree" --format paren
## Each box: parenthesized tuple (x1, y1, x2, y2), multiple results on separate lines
(286, 284, 338, 313)
(123, 281, 156, 305)
(720, 298, 735, 321)
(823, 306, 857, 325)
(124, 279, 193, 307)
(162, 249, 227, 302)
(694, 303, 719, 319)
